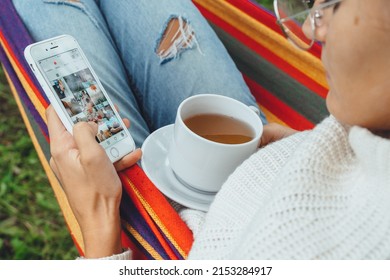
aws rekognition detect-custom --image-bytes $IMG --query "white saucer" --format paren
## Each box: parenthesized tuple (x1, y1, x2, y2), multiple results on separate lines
(141, 124, 215, 211)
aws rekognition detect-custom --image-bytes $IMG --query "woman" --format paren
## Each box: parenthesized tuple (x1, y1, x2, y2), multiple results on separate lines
(28, 0, 390, 259)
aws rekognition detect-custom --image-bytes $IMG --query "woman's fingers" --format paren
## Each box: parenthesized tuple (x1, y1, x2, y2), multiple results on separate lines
(73, 121, 107, 162)
(114, 104, 130, 129)
(260, 123, 298, 147)
(47, 104, 135, 170)
(46, 106, 67, 143)
(46, 106, 77, 160)
(122, 118, 130, 129)
(113, 148, 142, 171)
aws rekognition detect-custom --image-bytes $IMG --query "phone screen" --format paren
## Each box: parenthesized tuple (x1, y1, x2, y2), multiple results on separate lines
(38, 48, 127, 149)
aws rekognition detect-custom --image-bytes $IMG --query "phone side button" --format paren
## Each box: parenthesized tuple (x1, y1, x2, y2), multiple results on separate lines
(110, 147, 120, 158)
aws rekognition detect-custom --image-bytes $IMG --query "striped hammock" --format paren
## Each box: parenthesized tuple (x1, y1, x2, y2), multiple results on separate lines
(0, 0, 328, 259)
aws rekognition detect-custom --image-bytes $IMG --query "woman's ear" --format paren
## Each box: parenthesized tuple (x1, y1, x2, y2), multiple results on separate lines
(302, 14, 329, 44)
(314, 23, 328, 43)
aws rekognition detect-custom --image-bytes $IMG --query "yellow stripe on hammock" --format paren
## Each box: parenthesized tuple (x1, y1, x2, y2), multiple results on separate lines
(122, 222, 163, 260)
(123, 175, 188, 259)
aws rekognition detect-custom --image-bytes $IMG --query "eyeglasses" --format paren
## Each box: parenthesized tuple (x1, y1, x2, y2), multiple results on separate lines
(274, 0, 343, 50)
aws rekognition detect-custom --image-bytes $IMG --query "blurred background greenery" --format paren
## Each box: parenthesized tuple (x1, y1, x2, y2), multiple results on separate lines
(0, 66, 78, 259)
(0, 0, 274, 259)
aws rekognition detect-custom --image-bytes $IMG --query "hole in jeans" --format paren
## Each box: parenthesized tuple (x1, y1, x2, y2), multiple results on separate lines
(156, 16, 201, 64)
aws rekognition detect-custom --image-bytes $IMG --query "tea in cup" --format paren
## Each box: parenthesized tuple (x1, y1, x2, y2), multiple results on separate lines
(168, 94, 263, 193)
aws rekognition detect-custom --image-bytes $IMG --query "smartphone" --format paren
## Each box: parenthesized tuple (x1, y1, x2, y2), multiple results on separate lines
(24, 35, 135, 162)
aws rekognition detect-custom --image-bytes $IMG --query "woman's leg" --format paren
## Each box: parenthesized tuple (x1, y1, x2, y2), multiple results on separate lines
(98, 0, 266, 130)
(12, 0, 150, 147)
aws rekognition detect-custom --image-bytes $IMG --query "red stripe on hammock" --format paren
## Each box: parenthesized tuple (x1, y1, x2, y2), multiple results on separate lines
(0, 30, 49, 108)
(193, 2, 328, 99)
(119, 171, 180, 260)
(244, 75, 315, 130)
(43, 133, 50, 143)
(123, 166, 194, 255)
(120, 165, 194, 258)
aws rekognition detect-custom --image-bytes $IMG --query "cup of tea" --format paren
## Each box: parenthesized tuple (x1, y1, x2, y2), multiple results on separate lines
(168, 94, 263, 194)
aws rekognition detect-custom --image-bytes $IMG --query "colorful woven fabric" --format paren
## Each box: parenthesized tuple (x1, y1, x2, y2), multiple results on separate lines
(1, 0, 328, 259)
(0, 0, 193, 260)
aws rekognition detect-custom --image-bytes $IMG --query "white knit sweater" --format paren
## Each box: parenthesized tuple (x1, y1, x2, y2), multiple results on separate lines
(104, 116, 390, 260)
(185, 116, 390, 259)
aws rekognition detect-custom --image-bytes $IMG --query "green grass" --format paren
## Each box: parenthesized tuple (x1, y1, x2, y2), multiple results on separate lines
(0, 0, 274, 260)
(254, 0, 274, 10)
(0, 66, 78, 259)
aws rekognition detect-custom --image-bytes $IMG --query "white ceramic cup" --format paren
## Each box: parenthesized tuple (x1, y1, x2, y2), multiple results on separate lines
(168, 94, 263, 194)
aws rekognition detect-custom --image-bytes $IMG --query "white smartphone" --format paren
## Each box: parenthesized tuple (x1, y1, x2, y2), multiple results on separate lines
(24, 34, 135, 162)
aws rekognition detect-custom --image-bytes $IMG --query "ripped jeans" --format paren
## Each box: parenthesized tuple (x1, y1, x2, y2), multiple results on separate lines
(13, 0, 265, 147)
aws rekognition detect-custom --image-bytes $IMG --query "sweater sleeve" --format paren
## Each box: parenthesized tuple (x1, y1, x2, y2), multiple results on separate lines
(76, 249, 132, 260)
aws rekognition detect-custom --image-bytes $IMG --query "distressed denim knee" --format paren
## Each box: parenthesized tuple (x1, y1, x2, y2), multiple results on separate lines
(155, 16, 203, 65)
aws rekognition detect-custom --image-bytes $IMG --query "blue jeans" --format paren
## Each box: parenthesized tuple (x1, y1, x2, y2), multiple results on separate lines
(13, 0, 265, 148)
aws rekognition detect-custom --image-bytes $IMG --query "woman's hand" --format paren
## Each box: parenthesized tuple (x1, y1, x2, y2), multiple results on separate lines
(260, 123, 298, 147)
(46, 106, 141, 258)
